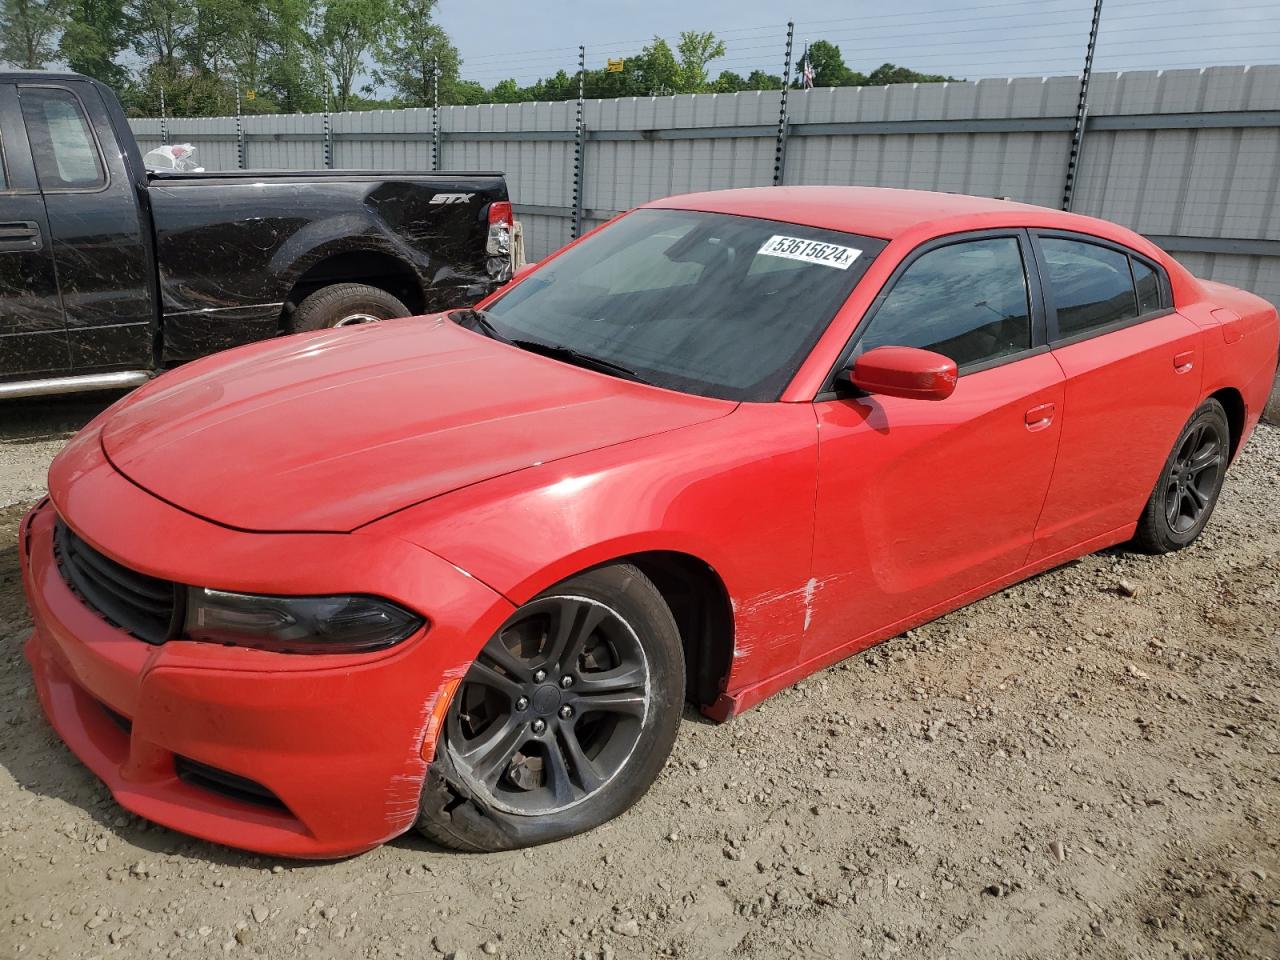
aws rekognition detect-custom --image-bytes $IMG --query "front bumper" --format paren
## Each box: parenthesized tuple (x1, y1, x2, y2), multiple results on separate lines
(19, 452, 513, 859)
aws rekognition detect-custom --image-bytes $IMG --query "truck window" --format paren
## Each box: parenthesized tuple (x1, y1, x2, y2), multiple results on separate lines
(20, 87, 105, 190)
(0, 128, 7, 189)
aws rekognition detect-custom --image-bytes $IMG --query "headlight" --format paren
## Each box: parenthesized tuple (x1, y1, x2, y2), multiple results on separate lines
(183, 588, 425, 654)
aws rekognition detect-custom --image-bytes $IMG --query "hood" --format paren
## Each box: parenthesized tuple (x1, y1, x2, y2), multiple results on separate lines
(101, 316, 733, 532)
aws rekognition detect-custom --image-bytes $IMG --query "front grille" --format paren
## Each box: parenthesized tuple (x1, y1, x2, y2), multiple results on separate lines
(54, 519, 179, 644)
(175, 757, 286, 809)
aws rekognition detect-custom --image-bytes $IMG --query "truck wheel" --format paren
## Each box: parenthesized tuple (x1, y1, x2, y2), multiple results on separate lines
(292, 283, 411, 332)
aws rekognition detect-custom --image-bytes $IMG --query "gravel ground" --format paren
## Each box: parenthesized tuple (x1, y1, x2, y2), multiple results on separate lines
(1, 395, 1278, 960)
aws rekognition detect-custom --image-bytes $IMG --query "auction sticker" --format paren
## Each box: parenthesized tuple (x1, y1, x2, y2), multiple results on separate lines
(758, 234, 861, 269)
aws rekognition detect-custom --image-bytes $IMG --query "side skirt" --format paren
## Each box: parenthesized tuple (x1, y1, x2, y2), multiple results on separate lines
(704, 523, 1135, 721)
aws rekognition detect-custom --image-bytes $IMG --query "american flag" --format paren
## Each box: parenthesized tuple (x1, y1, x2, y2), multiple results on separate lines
(801, 47, 816, 89)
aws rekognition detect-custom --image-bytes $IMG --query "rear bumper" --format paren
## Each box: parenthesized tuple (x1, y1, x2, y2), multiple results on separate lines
(19, 486, 512, 859)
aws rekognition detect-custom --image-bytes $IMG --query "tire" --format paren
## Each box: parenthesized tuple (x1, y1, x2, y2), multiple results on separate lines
(291, 282, 410, 332)
(1132, 399, 1230, 554)
(416, 564, 685, 852)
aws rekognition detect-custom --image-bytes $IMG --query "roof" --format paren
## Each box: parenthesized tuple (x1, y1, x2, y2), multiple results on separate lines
(646, 185, 1097, 242)
(0, 69, 92, 83)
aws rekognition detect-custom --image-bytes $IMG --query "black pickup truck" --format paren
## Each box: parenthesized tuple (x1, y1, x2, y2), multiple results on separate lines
(0, 71, 513, 398)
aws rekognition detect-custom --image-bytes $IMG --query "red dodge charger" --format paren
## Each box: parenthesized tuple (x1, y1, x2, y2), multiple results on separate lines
(20, 187, 1279, 856)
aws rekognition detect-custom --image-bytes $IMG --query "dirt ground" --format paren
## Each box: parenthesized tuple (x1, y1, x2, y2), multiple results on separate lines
(1, 394, 1277, 960)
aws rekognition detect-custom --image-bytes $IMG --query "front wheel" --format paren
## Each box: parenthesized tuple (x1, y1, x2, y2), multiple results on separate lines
(416, 564, 684, 851)
(1132, 399, 1230, 554)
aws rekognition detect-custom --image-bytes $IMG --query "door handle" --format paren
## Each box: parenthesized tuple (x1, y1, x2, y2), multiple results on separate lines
(0, 220, 41, 252)
(1024, 402, 1056, 431)
(1173, 350, 1195, 373)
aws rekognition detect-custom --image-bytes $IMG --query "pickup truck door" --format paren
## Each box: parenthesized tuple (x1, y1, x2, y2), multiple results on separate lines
(17, 81, 153, 372)
(0, 83, 69, 379)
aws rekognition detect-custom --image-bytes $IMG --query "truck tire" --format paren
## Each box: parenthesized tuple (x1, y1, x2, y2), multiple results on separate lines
(292, 283, 410, 332)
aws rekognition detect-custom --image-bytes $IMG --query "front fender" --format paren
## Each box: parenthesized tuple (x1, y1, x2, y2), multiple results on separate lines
(369, 403, 821, 699)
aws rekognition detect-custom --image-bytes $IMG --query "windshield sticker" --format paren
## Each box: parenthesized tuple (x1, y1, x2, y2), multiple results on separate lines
(757, 235, 861, 270)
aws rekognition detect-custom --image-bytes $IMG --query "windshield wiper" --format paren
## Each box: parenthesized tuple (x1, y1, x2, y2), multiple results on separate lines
(455, 309, 650, 385)
(510, 339, 652, 385)
(454, 308, 515, 345)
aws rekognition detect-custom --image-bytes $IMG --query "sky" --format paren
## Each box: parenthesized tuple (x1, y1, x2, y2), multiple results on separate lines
(434, 0, 1280, 88)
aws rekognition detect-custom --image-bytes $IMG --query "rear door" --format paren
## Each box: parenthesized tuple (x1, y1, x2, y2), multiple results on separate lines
(804, 230, 1065, 662)
(18, 81, 153, 372)
(1027, 232, 1201, 561)
(0, 82, 68, 379)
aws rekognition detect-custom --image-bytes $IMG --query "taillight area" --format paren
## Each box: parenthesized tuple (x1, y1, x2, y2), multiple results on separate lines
(488, 200, 513, 227)
(485, 200, 514, 280)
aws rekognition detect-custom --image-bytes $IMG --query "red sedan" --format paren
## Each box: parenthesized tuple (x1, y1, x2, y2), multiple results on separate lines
(20, 187, 1279, 857)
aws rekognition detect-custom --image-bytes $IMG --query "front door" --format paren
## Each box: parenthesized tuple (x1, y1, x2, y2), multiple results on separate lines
(804, 231, 1065, 665)
(0, 83, 68, 379)
(18, 80, 154, 372)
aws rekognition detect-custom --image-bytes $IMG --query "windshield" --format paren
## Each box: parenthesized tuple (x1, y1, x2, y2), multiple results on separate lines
(478, 209, 885, 401)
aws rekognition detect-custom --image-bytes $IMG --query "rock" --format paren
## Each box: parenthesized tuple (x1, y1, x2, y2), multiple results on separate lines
(1049, 841, 1066, 862)
(610, 918, 640, 937)
(235, 928, 255, 946)
(1117, 579, 1140, 598)
(251, 905, 269, 924)
(481, 941, 499, 956)
(984, 884, 1004, 897)
(109, 924, 135, 943)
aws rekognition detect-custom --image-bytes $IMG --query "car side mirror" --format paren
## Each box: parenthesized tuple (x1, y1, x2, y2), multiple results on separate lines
(846, 346, 958, 401)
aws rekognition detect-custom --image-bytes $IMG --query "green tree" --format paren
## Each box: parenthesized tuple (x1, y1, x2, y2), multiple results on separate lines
(313, 0, 391, 110)
(634, 37, 678, 96)
(125, 0, 191, 69)
(372, 0, 460, 106)
(1, 0, 67, 68)
(673, 30, 725, 93)
(865, 61, 956, 85)
(712, 70, 746, 93)
(800, 39, 853, 87)
(745, 69, 782, 91)
(59, 0, 126, 85)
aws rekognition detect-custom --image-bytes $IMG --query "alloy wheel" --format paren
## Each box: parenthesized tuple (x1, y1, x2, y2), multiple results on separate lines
(444, 595, 651, 816)
(1163, 420, 1224, 534)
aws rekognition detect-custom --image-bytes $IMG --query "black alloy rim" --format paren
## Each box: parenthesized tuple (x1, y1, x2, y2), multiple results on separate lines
(1164, 420, 1224, 534)
(445, 595, 650, 816)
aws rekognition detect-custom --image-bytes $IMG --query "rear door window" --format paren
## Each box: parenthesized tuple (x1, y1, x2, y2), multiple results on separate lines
(19, 86, 106, 190)
(1040, 237, 1138, 339)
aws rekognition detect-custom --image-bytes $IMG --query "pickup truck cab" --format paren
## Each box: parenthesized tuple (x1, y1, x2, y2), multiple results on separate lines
(0, 71, 512, 397)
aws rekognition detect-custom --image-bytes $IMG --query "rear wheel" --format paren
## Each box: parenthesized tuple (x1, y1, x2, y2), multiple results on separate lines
(416, 564, 684, 851)
(1132, 399, 1230, 554)
(291, 282, 410, 332)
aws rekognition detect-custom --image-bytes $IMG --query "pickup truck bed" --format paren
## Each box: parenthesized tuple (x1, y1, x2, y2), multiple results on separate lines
(0, 71, 512, 395)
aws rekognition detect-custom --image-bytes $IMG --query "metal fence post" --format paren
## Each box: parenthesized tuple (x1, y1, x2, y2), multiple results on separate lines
(571, 45, 586, 239)
(1062, 0, 1103, 211)
(432, 59, 440, 172)
(773, 21, 795, 187)
(323, 94, 333, 169)
(235, 86, 245, 169)
(159, 86, 168, 145)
